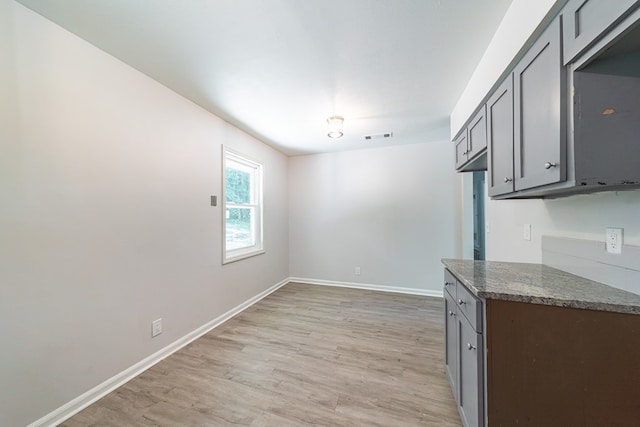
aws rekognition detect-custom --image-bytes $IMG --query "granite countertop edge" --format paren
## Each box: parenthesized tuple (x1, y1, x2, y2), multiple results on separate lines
(442, 258, 640, 316)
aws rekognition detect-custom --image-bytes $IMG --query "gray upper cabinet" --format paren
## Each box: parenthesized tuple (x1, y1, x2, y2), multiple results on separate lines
(571, 22, 640, 187)
(457, 2, 640, 198)
(487, 75, 514, 197)
(454, 131, 469, 170)
(513, 16, 566, 192)
(467, 107, 487, 161)
(562, 0, 640, 64)
(454, 107, 487, 172)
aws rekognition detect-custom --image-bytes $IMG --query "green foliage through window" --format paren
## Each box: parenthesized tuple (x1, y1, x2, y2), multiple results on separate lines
(223, 148, 263, 262)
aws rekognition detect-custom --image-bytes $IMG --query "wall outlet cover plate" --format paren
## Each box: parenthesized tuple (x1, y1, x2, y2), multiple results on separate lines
(606, 227, 623, 254)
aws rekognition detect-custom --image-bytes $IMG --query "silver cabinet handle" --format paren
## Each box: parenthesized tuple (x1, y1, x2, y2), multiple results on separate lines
(467, 343, 476, 350)
(448, 310, 456, 317)
(458, 299, 465, 305)
(444, 281, 452, 287)
(544, 162, 557, 169)
(504, 177, 513, 183)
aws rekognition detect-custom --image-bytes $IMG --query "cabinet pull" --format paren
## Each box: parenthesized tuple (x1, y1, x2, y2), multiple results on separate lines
(544, 162, 557, 169)
(444, 281, 452, 286)
(457, 299, 465, 305)
(448, 310, 456, 317)
(467, 343, 476, 350)
(504, 177, 513, 183)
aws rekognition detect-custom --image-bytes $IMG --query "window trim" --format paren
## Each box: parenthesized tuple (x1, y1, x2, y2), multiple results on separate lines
(222, 146, 265, 264)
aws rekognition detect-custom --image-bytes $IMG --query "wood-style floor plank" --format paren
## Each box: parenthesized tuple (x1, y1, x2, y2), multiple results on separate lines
(60, 283, 461, 426)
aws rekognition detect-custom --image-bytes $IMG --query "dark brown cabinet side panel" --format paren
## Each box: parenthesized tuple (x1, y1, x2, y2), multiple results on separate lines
(486, 299, 640, 427)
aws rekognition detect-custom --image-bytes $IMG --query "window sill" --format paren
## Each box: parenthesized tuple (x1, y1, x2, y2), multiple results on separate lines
(223, 249, 266, 265)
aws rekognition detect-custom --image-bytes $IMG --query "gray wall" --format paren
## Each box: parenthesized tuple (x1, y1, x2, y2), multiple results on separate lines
(0, 3, 289, 426)
(485, 189, 640, 264)
(289, 142, 461, 295)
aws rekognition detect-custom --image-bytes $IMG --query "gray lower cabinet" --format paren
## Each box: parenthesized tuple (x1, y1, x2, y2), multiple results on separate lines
(444, 287, 457, 392)
(513, 16, 565, 192)
(487, 75, 514, 197)
(458, 314, 483, 427)
(444, 269, 484, 427)
(562, 0, 640, 64)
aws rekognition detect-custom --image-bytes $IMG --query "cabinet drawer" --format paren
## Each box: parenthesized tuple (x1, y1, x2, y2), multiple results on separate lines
(456, 283, 482, 332)
(444, 269, 457, 299)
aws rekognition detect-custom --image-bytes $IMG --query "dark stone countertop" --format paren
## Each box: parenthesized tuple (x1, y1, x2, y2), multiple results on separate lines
(442, 259, 640, 315)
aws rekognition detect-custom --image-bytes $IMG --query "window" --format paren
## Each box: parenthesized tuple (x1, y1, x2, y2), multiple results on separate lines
(222, 147, 264, 263)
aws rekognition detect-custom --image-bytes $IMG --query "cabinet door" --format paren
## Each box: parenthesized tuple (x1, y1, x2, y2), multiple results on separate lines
(444, 290, 458, 395)
(487, 75, 514, 197)
(562, 0, 640, 64)
(514, 17, 565, 192)
(467, 106, 487, 161)
(458, 315, 484, 427)
(454, 131, 469, 170)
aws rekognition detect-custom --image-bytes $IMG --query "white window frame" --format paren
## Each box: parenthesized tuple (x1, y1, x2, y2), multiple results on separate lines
(222, 146, 264, 264)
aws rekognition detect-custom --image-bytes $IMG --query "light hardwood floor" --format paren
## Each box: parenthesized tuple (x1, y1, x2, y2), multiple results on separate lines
(61, 283, 461, 426)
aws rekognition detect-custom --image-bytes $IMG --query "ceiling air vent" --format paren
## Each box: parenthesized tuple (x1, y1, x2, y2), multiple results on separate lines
(364, 132, 393, 140)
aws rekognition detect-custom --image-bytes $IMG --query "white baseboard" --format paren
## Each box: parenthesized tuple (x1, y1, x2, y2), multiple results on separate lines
(28, 278, 289, 427)
(29, 276, 438, 426)
(289, 277, 443, 298)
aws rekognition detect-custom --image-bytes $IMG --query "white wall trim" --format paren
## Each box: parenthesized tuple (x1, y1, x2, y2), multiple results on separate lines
(27, 276, 439, 426)
(27, 278, 289, 427)
(289, 277, 443, 298)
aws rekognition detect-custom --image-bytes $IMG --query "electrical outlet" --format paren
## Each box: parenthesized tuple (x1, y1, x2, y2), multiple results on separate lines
(355, 266, 361, 276)
(606, 228, 623, 254)
(523, 223, 531, 241)
(152, 318, 162, 337)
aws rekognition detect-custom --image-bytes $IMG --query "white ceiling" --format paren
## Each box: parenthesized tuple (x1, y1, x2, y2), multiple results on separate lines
(16, 0, 513, 156)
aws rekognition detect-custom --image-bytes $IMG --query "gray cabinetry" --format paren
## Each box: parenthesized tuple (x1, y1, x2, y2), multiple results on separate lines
(458, 314, 483, 427)
(454, 131, 469, 170)
(562, 0, 640, 64)
(571, 23, 640, 188)
(444, 269, 484, 427)
(454, 107, 487, 172)
(513, 16, 565, 191)
(467, 107, 487, 162)
(456, 0, 640, 198)
(444, 285, 457, 392)
(487, 75, 514, 197)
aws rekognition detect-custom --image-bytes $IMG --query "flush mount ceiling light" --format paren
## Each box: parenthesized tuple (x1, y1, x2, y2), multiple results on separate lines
(327, 115, 344, 139)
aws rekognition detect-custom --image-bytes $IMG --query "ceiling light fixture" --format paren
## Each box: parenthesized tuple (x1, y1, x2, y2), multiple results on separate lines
(327, 115, 344, 139)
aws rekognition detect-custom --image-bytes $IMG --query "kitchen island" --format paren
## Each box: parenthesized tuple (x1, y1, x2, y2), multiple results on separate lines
(442, 259, 640, 427)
